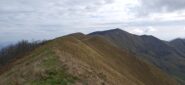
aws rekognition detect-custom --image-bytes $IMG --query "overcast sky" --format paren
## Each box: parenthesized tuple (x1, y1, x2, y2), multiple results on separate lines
(1, 0, 185, 46)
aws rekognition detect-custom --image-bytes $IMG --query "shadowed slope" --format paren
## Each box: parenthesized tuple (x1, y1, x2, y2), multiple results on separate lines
(89, 28, 185, 84)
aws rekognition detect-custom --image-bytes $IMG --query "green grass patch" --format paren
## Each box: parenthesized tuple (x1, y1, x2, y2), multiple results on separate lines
(30, 51, 78, 85)
(171, 71, 185, 85)
(31, 69, 77, 85)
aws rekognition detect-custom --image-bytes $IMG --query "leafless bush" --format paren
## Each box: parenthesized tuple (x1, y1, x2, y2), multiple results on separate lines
(0, 40, 47, 67)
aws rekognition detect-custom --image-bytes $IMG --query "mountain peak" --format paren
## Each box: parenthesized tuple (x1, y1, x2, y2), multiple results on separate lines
(65, 32, 86, 39)
(110, 28, 122, 31)
(140, 35, 159, 40)
(171, 38, 185, 42)
(170, 38, 185, 46)
(89, 28, 129, 35)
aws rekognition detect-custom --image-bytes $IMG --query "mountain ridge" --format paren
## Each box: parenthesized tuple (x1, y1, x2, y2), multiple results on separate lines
(0, 31, 179, 85)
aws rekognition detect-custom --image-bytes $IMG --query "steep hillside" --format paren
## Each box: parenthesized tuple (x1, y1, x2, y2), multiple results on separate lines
(89, 28, 185, 84)
(0, 33, 178, 85)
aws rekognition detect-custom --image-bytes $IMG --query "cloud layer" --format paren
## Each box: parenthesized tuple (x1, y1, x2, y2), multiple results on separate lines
(0, 0, 185, 45)
(135, 0, 185, 16)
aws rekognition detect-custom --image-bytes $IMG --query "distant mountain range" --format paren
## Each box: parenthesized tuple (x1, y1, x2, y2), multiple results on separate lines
(0, 28, 184, 85)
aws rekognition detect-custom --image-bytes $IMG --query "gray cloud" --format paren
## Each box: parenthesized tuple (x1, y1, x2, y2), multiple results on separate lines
(135, 0, 185, 16)
(96, 19, 185, 27)
(0, 0, 114, 25)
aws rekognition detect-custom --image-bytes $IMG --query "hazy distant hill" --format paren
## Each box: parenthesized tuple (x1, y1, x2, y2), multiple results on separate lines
(0, 32, 178, 85)
(0, 42, 10, 49)
(0, 45, 2, 49)
(89, 28, 185, 84)
(0, 44, 5, 49)
(170, 38, 185, 55)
